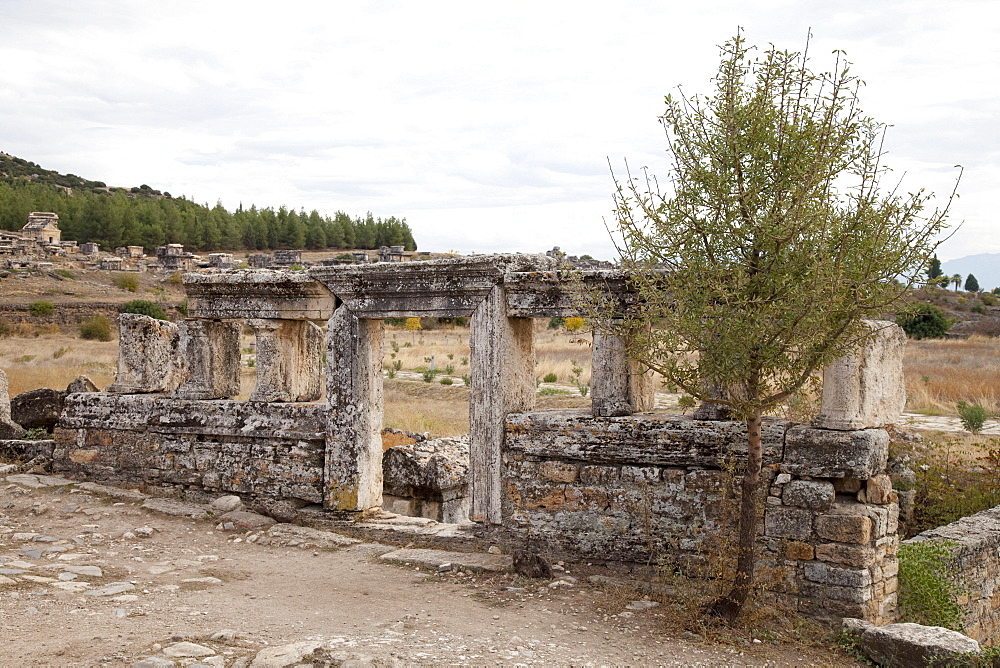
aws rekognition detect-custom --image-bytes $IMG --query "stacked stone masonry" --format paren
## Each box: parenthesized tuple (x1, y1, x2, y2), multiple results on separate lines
(37, 257, 910, 627)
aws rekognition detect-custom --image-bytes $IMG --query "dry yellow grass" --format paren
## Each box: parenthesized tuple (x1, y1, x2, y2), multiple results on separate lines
(0, 331, 117, 395)
(903, 335, 1000, 415)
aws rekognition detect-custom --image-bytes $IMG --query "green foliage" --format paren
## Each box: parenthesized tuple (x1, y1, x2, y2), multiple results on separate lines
(121, 300, 168, 321)
(958, 401, 988, 434)
(896, 303, 953, 339)
(461, 374, 471, 386)
(898, 539, 965, 631)
(30, 300, 55, 316)
(422, 369, 436, 383)
(391, 360, 402, 372)
(981, 294, 996, 307)
(168, 271, 183, 285)
(597, 31, 955, 621)
(906, 437, 1000, 536)
(79, 315, 112, 341)
(440, 377, 454, 386)
(539, 387, 571, 396)
(177, 297, 188, 317)
(677, 395, 697, 411)
(0, 154, 418, 252)
(23, 427, 50, 440)
(54, 269, 75, 279)
(965, 273, 981, 292)
(112, 273, 139, 292)
(547, 317, 565, 329)
(972, 304, 987, 315)
(542, 372, 558, 383)
(926, 255, 943, 281)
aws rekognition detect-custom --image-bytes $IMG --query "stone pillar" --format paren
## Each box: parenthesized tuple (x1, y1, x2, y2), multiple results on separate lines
(108, 313, 182, 394)
(469, 285, 535, 524)
(591, 328, 654, 417)
(814, 320, 907, 430)
(174, 319, 242, 400)
(324, 305, 385, 511)
(0, 369, 26, 439)
(247, 319, 323, 403)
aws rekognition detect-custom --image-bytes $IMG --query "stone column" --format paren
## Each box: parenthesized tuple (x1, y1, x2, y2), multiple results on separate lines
(247, 319, 323, 403)
(108, 313, 182, 394)
(324, 304, 385, 511)
(591, 328, 655, 417)
(469, 285, 535, 524)
(814, 320, 907, 430)
(174, 319, 242, 400)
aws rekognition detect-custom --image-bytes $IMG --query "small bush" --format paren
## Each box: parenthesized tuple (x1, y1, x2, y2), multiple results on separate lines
(440, 377, 454, 385)
(168, 271, 183, 285)
(121, 300, 168, 321)
(14, 355, 35, 363)
(958, 401, 988, 433)
(112, 273, 139, 292)
(30, 301, 55, 316)
(177, 298, 188, 317)
(984, 294, 998, 306)
(405, 317, 422, 332)
(543, 372, 558, 383)
(971, 304, 987, 315)
(52, 347, 70, 359)
(564, 316, 586, 332)
(55, 269, 75, 279)
(898, 539, 965, 631)
(539, 387, 570, 396)
(896, 303, 953, 339)
(678, 395, 697, 411)
(548, 317, 565, 329)
(422, 369, 436, 383)
(80, 315, 112, 341)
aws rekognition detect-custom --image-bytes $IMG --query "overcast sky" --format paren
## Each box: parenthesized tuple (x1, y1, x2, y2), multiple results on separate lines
(1, 0, 994, 261)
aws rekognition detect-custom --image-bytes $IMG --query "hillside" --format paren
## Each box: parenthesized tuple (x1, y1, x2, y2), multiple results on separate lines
(0, 151, 417, 253)
(942, 253, 1000, 292)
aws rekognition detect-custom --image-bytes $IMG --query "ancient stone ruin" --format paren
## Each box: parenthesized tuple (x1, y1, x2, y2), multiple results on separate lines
(8, 255, 915, 628)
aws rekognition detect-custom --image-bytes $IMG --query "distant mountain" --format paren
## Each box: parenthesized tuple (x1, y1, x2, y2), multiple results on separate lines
(942, 254, 1000, 291)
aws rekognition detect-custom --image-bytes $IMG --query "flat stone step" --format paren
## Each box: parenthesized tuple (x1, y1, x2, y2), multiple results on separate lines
(5, 473, 76, 488)
(379, 547, 511, 573)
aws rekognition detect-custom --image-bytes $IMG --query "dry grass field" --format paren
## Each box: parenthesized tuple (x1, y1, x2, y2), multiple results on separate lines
(3, 320, 998, 435)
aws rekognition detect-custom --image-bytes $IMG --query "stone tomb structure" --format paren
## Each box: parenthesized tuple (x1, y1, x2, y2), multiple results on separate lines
(52, 255, 906, 625)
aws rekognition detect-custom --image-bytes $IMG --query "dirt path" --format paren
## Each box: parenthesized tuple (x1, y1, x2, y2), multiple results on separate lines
(0, 470, 853, 667)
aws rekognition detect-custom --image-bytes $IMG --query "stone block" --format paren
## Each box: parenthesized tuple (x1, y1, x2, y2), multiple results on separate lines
(621, 465, 660, 483)
(786, 541, 815, 561)
(783, 426, 888, 479)
(816, 514, 872, 545)
(782, 480, 835, 510)
(174, 319, 242, 400)
(834, 477, 863, 494)
(866, 474, 894, 505)
(540, 461, 579, 483)
(590, 328, 654, 416)
(804, 562, 873, 588)
(382, 437, 469, 502)
(815, 543, 877, 568)
(765, 507, 813, 540)
(10, 387, 64, 431)
(579, 465, 619, 485)
(814, 320, 906, 430)
(860, 623, 980, 668)
(108, 313, 182, 394)
(249, 319, 323, 402)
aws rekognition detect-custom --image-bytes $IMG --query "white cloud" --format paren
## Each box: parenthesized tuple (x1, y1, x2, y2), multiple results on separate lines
(0, 0, 995, 260)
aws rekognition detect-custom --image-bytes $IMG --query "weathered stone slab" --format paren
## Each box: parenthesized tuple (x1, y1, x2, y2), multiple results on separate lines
(860, 623, 980, 667)
(262, 523, 360, 549)
(312, 254, 553, 318)
(383, 437, 469, 501)
(506, 411, 786, 468)
(783, 426, 888, 478)
(59, 394, 326, 440)
(184, 270, 334, 320)
(504, 269, 635, 318)
(5, 473, 75, 488)
(782, 480, 835, 510)
(108, 313, 181, 394)
(379, 547, 512, 573)
(141, 497, 211, 519)
(815, 320, 907, 430)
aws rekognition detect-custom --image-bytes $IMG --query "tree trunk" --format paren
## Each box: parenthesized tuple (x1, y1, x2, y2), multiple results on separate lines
(707, 410, 763, 623)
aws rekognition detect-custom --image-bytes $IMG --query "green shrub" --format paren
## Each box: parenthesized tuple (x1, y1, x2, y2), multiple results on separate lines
(121, 300, 168, 321)
(548, 317, 565, 329)
(543, 372, 558, 383)
(440, 377, 454, 385)
(55, 269, 75, 279)
(958, 401, 988, 433)
(80, 315, 112, 341)
(539, 387, 570, 396)
(981, 294, 996, 307)
(678, 395, 697, 411)
(30, 300, 55, 316)
(898, 539, 965, 631)
(896, 303, 953, 339)
(112, 273, 139, 292)
(971, 304, 987, 315)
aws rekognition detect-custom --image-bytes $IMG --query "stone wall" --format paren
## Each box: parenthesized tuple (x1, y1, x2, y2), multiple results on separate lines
(503, 410, 899, 624)
(53, 394, 327, 503)
(903, 506, 1000, 642)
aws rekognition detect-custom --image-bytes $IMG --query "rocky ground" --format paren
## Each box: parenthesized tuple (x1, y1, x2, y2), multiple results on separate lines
(0, 466, 856, 667)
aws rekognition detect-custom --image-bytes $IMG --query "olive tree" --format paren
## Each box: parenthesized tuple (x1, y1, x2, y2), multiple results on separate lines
(601, 33, 957, 621)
